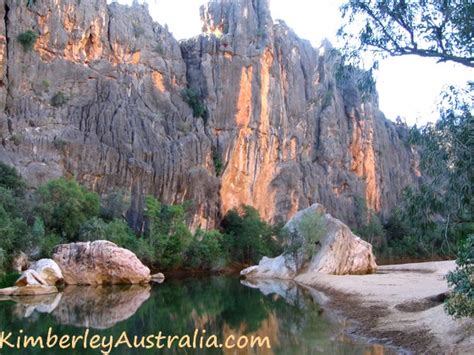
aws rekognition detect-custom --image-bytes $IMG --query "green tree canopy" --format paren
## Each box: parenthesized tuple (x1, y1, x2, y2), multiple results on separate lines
(339, 0, 474, 67)
(35, 178, 100, 241)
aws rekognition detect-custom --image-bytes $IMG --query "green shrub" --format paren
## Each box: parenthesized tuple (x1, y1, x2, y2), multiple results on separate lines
(185, 229, 224, 269)
(40, 233, 63, 258)
(144, 196, 192, 268)
(0, 162, 26, 195)
(284, 211, 326, 269)
(100, 191, 130, 221)
(17, 30, 37, 51)
(51, 91, 68, 107)
(221, 205, 282, 265)
(53, 139, 68, 150)
(10, 133, 23, 146)
(212, 148, 223, 176)
(445, 235, 473, 318)
(36, 178, 100, 241)
(182, 88, 207, 120)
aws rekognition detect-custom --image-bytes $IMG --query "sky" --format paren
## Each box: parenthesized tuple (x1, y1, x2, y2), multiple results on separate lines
(113, 0, 472, 126)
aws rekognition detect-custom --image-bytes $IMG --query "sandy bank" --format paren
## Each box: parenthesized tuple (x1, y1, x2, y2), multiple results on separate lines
(297, 261, 473, 354)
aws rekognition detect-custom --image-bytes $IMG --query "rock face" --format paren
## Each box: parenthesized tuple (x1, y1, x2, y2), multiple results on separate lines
(52, 240, 151, 285)
(241, 204, 377, 279)
(0, 0, 418, 229)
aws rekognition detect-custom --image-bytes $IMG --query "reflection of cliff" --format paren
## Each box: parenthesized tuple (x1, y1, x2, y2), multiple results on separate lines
(8, 285, 150, 330)
(1, 0, 417, 228)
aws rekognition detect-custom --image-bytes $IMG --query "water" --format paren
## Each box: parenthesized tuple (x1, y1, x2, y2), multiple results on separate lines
(0, 276, 391, 354)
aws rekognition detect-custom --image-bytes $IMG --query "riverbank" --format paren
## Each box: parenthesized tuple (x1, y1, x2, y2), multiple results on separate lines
(297, 261, 473, 354)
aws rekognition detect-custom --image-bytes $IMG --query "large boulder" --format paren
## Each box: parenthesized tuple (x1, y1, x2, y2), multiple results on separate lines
(241, 204, 377, 279)
(29, 259, 64, 286)
(52, 241, 151, 285)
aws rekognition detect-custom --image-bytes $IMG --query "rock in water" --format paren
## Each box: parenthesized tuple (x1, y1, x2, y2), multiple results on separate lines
(52, 241, 151, 285)
(241, 204, 377, 279)
(29, 259, 64, 286)
(15, 269, 48, 287)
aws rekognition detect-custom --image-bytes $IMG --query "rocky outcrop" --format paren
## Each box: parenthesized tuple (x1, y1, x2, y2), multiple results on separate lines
(52, 240, 151, 285)
(241, 204, 377, 279)
(0, 0, 417, 229)
(29, 258, 63, 285)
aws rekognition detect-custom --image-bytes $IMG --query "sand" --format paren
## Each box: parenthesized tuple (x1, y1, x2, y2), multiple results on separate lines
(296, 261, 473, 354)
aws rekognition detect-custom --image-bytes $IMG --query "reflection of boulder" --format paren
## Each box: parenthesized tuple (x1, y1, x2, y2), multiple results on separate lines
(12, 293, 63, 318)
(241, 279, 300, 305)
(52, 285, 151, 329)
(0, 285, 58, 297)
(242, 204, 377, 280)
(53, 241, 151, 285)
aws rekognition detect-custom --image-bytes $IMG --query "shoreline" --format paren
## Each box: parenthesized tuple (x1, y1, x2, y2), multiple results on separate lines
(297, 261, 473, 354)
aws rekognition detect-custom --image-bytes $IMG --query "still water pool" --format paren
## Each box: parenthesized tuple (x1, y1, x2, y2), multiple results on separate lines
(0, 276, 393, 354)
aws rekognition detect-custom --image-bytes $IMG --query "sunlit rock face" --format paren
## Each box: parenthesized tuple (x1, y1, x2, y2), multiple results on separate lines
(0, 0, 417, 229)
(241, 204, 377, 278)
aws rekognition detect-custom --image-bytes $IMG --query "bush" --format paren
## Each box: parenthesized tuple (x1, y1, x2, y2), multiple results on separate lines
(51, 91, 68, 107)
(185, 229, 224, 269)
(40, 233, 62, 258)
(17, 30, 37, 51)
(284, 211, 326, 269)
(0, 162, 26, 196)
(221, 205, 282, 265)
(144, 196, 192, 268)
(36, 178, 100, 241)
(212, 148, 223, 176)
(182, 88, 207, 120)
(100, 191, 130, 221)
(445, 235, 473, 318)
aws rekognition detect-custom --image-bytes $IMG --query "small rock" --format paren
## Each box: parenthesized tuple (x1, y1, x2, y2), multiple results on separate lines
(150, 273, 165, 283)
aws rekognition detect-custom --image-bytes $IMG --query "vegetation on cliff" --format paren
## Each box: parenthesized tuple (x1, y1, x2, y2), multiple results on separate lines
(0, 165, 282, 273)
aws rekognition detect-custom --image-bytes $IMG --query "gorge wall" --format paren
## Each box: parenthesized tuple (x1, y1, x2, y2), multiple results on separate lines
(0, 0, 418, 229)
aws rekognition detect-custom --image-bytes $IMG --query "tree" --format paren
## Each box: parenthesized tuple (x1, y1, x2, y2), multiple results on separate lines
(283, 211, 326, 270)
(445, 235, 474, 318)
(35, 178, 100, 241)
(0, 162, 26, 196)
(339, 0, 474, 67)
(144, 196, 192, 268)
(221, 205, 281, 265)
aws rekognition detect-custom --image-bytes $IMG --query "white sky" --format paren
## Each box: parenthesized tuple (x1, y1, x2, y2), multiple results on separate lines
(113, 0, 473, 126)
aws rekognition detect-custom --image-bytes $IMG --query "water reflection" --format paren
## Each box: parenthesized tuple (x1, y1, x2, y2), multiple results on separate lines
(0, 277, 392, 354)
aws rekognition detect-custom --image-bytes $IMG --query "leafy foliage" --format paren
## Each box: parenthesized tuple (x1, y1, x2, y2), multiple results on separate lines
(185, 229, 225, 269)
(182, 88, 208, 120)
(0, 162, 26, 196)
(339, 0, 474, 67)
(284, 211, 326, 269)
(445, 235, 474, 318)
(221, 205, 282, 265)
(51, 91, 68, 107)
(17, 30, 37, 51)
(36, 178, 100, 242)
(143, 196, 192, 268)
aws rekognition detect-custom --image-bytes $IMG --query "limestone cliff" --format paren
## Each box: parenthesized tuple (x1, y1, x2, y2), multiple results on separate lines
(0, 0, 417, 229)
